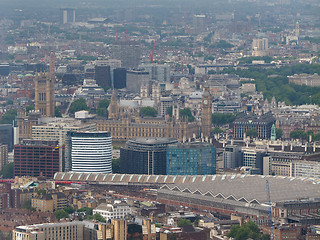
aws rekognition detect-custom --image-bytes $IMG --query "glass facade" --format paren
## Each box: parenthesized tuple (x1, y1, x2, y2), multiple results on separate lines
(166, 143, 216, 175)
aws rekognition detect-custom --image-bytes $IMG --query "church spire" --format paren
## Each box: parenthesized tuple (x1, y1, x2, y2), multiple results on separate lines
(108, 89, 119, 120)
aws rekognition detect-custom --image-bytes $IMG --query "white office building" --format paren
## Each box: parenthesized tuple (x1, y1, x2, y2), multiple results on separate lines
(93, 202, 131, 221)
(68, 131, 112, 173)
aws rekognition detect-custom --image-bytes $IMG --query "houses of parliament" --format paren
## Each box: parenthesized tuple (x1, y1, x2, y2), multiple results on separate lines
(94, 89, 212, 142)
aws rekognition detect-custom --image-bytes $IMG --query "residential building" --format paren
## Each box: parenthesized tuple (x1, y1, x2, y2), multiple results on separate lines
(0, 183, 20, 209)
(120, 138, 178, 175)
(93, 202, 131, 221)
(31, 192, 67, 212)
(167, 142, 216, 175)
(13, 222, 83, 240)
(60, 8, 76, 24)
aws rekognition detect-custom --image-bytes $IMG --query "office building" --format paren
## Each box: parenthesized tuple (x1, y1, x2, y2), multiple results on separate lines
(120, 138, 178, 175)
(93, 202, 131, 221)
(0, 145, 8, 172)
(112, 41, 141, 69)
(193, 14, 206, 34)
(223, 145, 243, 169)
(32, 119, 96, 146)
(60, 8, 76, 25)
(67, 131, 112, 173)
(126, 69, 149, 93)
(242, 148, 267, 175)
(13, 222, 83, 240)
(17, 110, 41, 141)
(159, 97, 173, 117)
(0, 124, 13, 152)
(167, 142, 216, 175)
(94, 63, 111, 88)
(114, 68, 127, 89)
(139, 63, 170, 83)
(252, 38, 269, 56)
(232, 113, 275, 139)
(14, 140, 61, 178)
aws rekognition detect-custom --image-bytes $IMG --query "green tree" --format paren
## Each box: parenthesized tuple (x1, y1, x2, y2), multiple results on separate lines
(112, 157, 120, 173)
(69, 98, 88, 114)
(55, 107, 62, 117)
(139, 107, 157, 117)
(227, 221, 268, 240)
(290, 130, 307, 140)
(96, 99, 110, 117)
(177, 219, 192, 227)
(275, 128, 283, 139)
(26, 105, 35, 114)
(55, 209, 69, 220)
(77, 207, 93, 215)
(246, 128, 258, 138)
(64, 206, 75, 214)
(179, 108, 195, 122)
(0, 109, 17, 124)
(37, 189, 46, 196)
(212, 127, 223, 134)
(0, 163, 14, 178)
(166, 106, 173, 117)
(94, 213, 106, 223)
(212, 113, 236, 125)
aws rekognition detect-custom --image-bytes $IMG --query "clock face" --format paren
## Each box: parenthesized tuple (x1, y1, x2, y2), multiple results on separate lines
(203, 100, 208, 105)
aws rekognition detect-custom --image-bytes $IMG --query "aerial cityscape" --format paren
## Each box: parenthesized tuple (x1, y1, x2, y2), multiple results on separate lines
(0, 0, 320, 239)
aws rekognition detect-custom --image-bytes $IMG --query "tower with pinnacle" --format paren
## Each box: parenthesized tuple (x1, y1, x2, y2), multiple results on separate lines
(201, 87, 212, 139)
(108, 89, 119, 120)
(34, 52, 55, 117)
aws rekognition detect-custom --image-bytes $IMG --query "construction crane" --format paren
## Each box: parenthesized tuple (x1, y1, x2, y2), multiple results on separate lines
(124, 26, 129, 41)
(150, 40, 156, 63)
(115, 27, 118, 41)
(266, 180, 274, 240)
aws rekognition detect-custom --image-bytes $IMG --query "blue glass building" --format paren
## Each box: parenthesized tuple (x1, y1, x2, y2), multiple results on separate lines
(167, 143, 216, 175)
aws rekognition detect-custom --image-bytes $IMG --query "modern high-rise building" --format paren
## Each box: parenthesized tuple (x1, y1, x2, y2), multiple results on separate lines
(60, 8, 76, 25)
(193, 14, 206, 34)
(126, 69, 149, 93)
(166, 142, 216, 175)
(223, 145, 243, 169)
(0, 183, 20, 209)
(14, 140, 61, 178)
(67, 131, 112, 173)
(113, 68, 127, 89)
(120, 138, 178, 175)
(112, 41, 141, 69)
(139, 64, 170, 83)
(34, 71, 55, 117)
(94, 63, 111, 88)
(0, 124, 13, 152)
(0, 145, 8, 172)
(242, 148, 267, 175)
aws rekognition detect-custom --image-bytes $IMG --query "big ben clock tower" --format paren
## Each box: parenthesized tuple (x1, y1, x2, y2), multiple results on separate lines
(201, 87, 212, 139)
